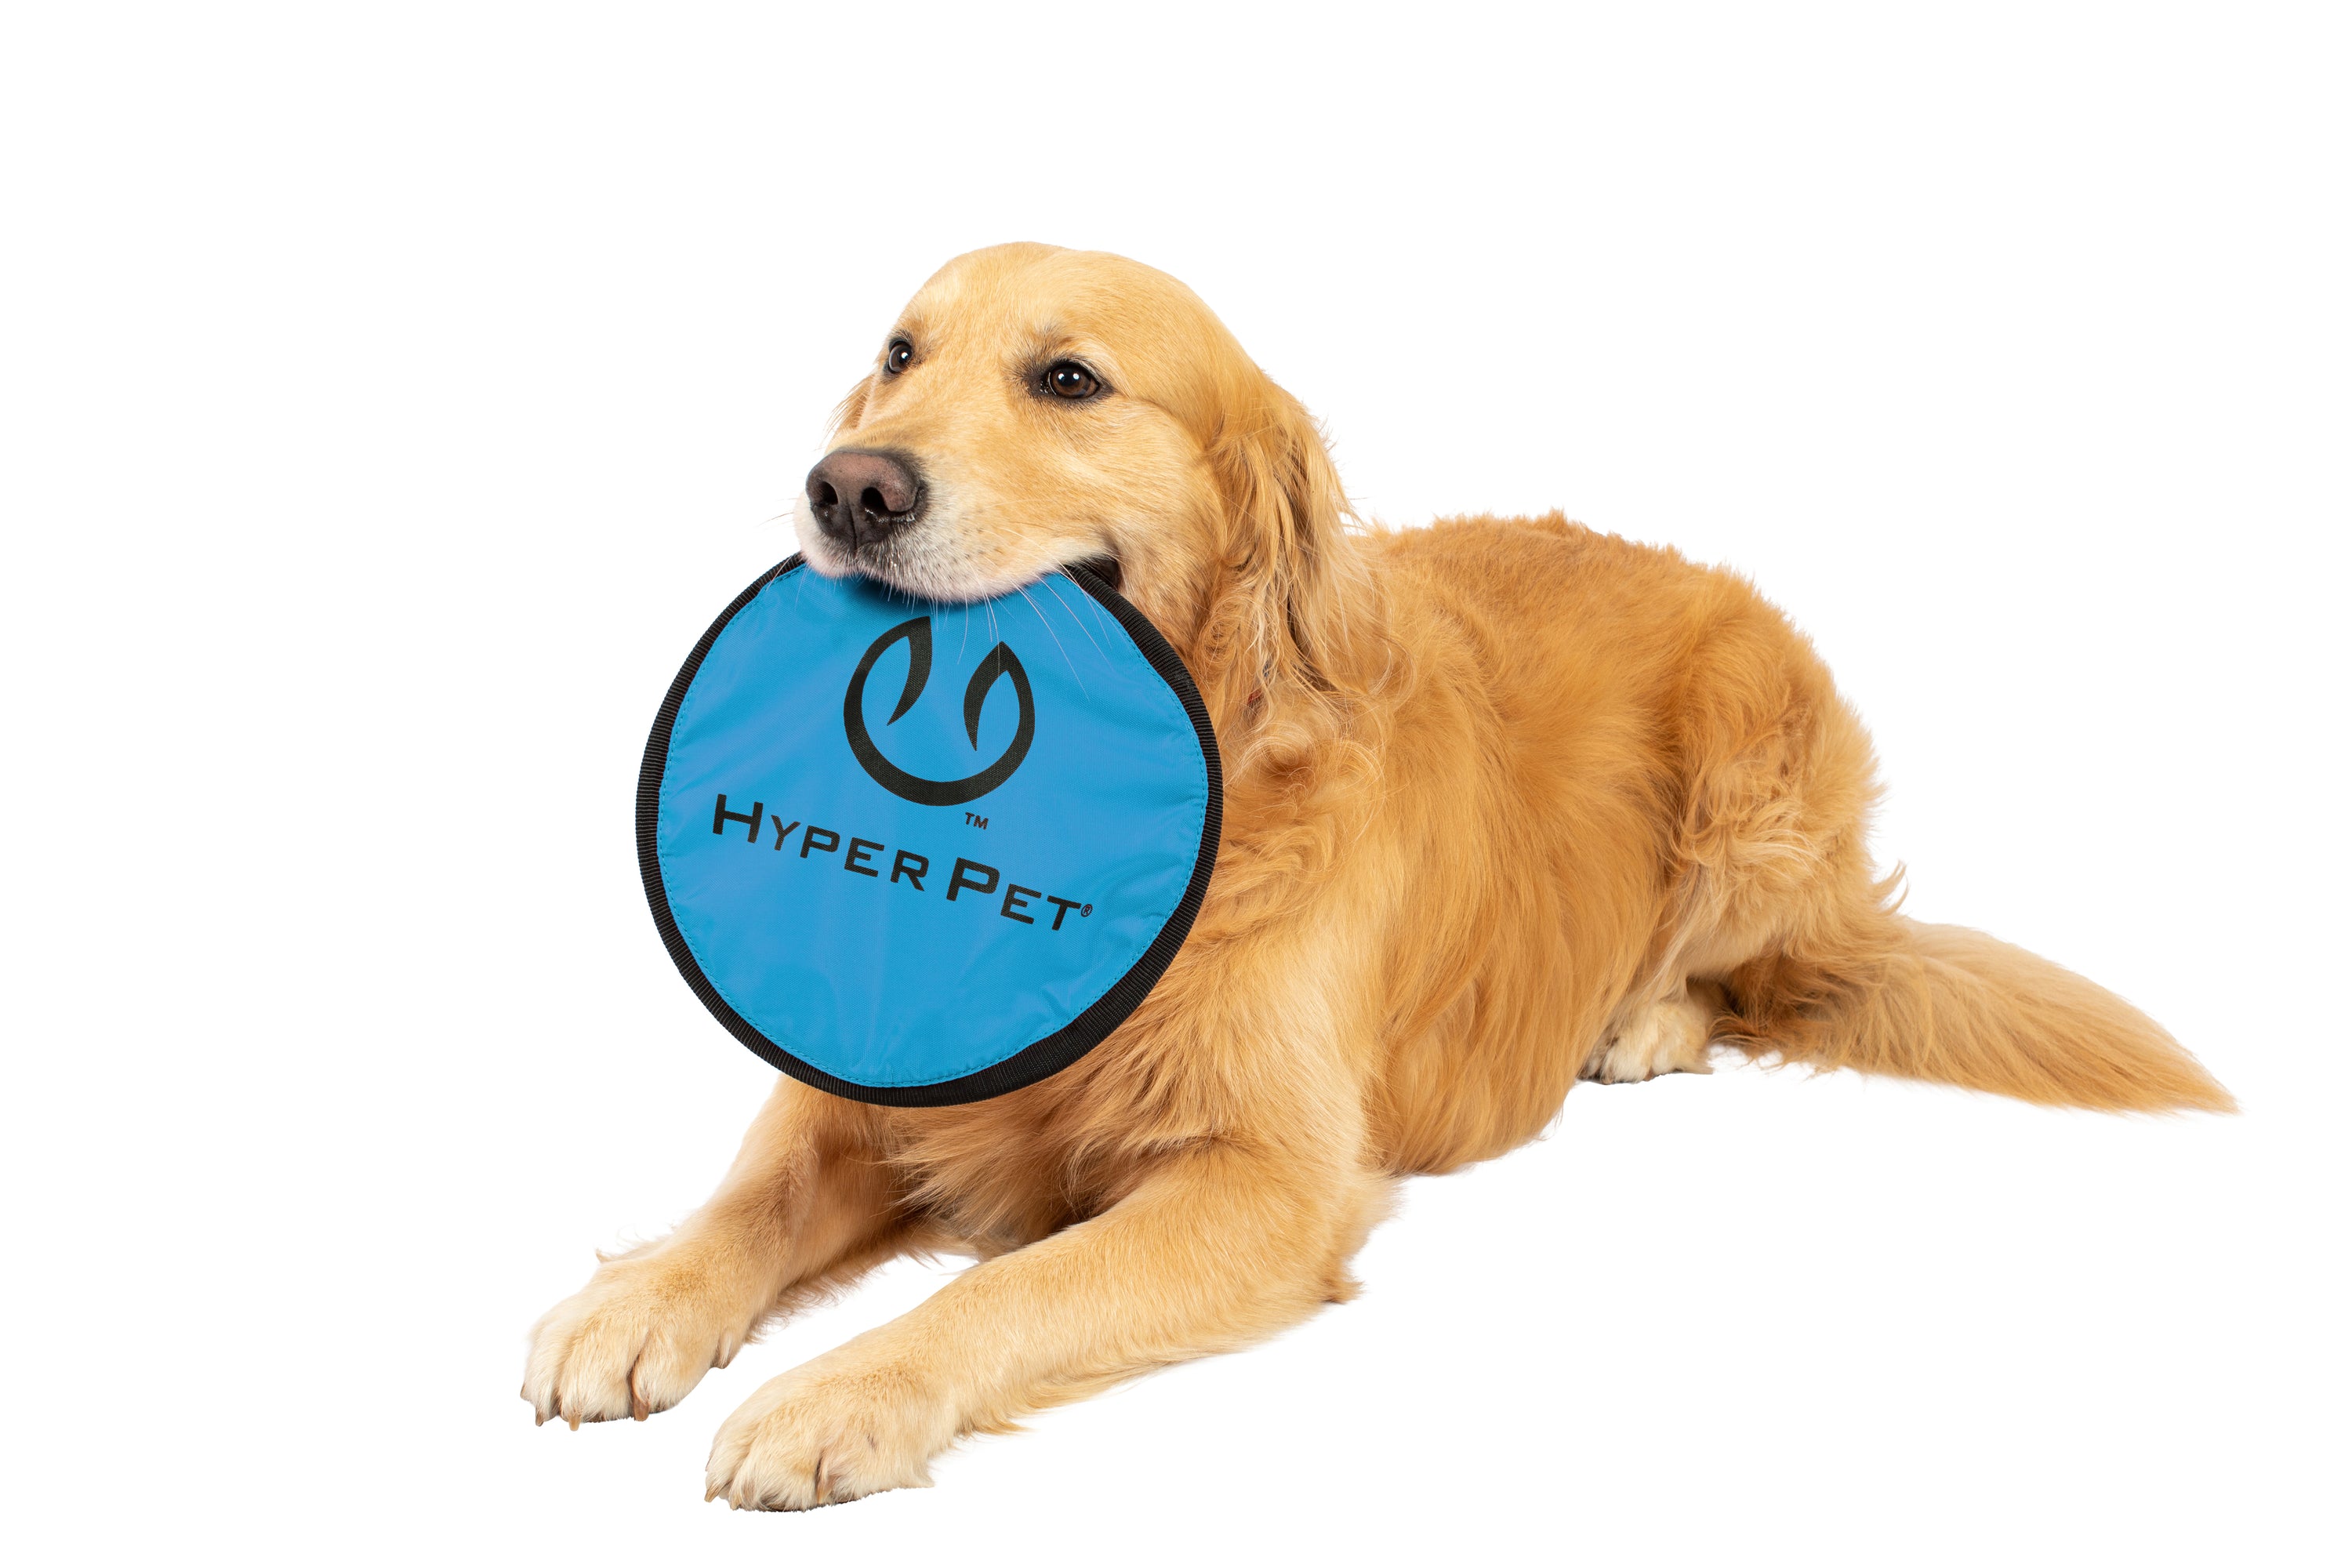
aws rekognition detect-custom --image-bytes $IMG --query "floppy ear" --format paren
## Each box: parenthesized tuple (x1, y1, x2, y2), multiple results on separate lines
(1201, 374, 1372, 710)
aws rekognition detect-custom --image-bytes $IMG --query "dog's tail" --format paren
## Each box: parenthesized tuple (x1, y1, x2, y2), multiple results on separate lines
(1720, 898, 2234, 1113)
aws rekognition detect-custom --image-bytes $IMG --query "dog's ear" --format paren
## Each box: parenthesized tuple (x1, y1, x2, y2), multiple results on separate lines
(1202, 373, 1371, 708)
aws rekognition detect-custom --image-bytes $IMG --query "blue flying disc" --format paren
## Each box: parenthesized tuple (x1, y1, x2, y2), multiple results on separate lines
(637, 557, 1221, 1105)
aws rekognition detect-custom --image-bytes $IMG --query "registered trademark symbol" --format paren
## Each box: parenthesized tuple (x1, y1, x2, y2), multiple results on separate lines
(1080, 904, 1092, 917)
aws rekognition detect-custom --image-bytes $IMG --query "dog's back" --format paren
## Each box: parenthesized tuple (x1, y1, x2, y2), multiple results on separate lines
(1359, 511, 2230, 1175)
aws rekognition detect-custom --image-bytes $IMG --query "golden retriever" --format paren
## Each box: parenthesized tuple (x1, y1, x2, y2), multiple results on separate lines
(523, 242, 2233, 1508)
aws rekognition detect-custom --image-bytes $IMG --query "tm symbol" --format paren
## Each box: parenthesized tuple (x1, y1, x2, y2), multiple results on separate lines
(964, 811, 989, 829)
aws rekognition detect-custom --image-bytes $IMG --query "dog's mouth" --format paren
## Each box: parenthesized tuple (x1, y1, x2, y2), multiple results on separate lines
(796, 494, 1124, 602)
(1065, 554, 1123, 593)
(836, 550, 1124, 603)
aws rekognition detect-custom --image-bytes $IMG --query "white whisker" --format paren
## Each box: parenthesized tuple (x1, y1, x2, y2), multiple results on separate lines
(1054, 579, 1113, 666)
(1018, 583, 1086, 695)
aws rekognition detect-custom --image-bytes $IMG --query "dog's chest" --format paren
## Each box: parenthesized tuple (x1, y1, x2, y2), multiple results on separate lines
(877, 1098, 1098, 1244)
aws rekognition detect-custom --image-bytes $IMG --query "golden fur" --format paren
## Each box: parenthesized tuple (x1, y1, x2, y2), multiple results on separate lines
(523, 243, 2233, 1508)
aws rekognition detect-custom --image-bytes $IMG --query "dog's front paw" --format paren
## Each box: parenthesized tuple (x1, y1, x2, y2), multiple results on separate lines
(522, 1253, 750, 1428)
(705, 1349, 958, 1510)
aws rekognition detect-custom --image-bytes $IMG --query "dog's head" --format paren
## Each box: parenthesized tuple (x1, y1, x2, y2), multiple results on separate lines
(794, 244, 1371, 717)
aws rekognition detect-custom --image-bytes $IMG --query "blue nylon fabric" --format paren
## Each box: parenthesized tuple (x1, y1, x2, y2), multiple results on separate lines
(655, 568, 1210, 1090)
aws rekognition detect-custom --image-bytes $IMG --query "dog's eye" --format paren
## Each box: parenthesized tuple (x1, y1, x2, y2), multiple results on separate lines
(1044, 361, 1100, 400)
(885, 340, 913, 374)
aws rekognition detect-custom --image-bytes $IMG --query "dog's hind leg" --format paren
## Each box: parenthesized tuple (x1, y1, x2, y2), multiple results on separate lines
(1581, 579, 1885, 1090)
(1583, 982, 1721, 1083)
(522, 1077, 910, 1428)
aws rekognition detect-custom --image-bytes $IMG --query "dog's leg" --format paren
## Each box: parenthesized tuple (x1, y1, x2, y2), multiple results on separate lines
(1582, 984, 1718, 1083)
(522, 1078, 903, 1428)
(702, 1131, 1381, 1509)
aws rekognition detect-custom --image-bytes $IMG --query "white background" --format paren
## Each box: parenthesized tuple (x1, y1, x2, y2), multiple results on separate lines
(4, 4, 2346, 1563)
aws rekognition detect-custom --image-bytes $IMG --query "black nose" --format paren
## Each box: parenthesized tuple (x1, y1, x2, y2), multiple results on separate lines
(805, 448, 924, 547)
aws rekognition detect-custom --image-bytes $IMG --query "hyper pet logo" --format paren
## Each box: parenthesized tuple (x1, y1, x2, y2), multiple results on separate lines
(705, 613, 1081, 931)
(844, 616, 1035, 806)
(638, 557, 1221, 1105)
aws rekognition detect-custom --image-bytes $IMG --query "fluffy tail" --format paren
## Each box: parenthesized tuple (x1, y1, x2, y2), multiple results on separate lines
(1722, 909, 2235, 1113)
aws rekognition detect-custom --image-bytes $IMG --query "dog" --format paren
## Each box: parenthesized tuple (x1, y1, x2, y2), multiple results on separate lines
(523, 242, 2234, 1509)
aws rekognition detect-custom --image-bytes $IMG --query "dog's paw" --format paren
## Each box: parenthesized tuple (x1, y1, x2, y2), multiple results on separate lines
(1584, 993, 1715, 1083)
(704, 1349, 958, 1510)
(522, 1254, 750, 1428)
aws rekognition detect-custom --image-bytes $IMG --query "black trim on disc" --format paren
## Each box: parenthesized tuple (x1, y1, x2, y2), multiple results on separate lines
(634, 556, 1224, 1107)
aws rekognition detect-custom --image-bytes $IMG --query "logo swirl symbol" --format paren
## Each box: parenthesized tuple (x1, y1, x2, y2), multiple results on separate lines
(843, 616, 1035, 806)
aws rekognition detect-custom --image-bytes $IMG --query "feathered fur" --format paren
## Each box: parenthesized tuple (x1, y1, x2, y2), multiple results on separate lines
(524, 244, 2230, 1509)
